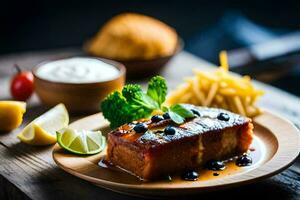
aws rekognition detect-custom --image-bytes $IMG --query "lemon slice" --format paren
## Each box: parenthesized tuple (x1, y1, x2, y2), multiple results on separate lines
(57, 128, 106, 155)
(17, 103, 69, 145)
(0, 101, 26, 131)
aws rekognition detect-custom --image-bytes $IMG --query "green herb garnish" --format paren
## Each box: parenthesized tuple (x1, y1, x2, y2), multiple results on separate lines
(168, 104, 194, 124)
(147, 76, 167, 107)
(101, 76, 195, 128)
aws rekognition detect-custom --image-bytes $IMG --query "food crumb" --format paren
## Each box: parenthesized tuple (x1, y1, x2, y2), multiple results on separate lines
(213, 173, 219, 176)
(249, 147, 256, 151)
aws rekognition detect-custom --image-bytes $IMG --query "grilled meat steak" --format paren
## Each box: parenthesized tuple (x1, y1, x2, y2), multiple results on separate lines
(106, 104, 253, 180)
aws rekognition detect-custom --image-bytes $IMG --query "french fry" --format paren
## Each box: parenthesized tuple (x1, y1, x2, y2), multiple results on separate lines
(166, 51, 264, 117)
(204, 83, 218, 106)
(179, 92, 192, 103)
(220, 51, 229, 71)
(233, 96, 246, 116)
(192, 77, 205, 105)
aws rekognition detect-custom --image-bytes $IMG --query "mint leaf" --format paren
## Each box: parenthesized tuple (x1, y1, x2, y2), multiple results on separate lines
(162, 106, 168, 112)
(168, 104, 195, 124)
(170, 104, 194, 118)
(147, 76, 167, 108)
(169, 110, 185, 124)
(140, 93, 160, 110)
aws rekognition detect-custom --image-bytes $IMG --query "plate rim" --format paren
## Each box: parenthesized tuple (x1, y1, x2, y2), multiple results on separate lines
(52, 110, 300, 192)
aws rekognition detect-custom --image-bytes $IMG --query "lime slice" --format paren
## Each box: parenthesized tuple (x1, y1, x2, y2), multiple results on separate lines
(57, 128, 106, 155)
(17, 103, 69, 145)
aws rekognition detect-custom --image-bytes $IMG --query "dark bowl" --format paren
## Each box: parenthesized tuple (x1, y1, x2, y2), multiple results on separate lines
(85, 38, 184, 79)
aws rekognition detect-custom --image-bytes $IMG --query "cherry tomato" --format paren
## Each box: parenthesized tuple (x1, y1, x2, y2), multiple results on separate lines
(10, 65, 34, 101)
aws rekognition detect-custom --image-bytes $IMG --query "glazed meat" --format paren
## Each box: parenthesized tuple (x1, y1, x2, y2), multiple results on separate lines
(106, 105, 253, 180)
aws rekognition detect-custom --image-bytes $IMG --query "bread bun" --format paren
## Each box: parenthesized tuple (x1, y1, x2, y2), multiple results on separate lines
(86, 13, 178, 60)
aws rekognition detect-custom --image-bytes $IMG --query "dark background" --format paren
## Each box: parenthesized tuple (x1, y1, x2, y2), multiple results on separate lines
(2, 0, 300, 55)
(1, 0, 300, 95)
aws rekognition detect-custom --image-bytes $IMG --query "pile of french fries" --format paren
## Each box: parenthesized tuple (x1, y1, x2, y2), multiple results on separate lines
(166, 51, 264, 117)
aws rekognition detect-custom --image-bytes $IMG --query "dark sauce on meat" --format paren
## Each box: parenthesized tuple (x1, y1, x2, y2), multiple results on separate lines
(155, 130, 164, 134)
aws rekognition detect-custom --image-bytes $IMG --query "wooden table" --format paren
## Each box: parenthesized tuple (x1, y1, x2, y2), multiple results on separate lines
(0, 49, 299, 200)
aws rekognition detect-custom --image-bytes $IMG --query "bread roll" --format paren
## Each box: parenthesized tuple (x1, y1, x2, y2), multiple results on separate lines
(86, 13, 178, 60)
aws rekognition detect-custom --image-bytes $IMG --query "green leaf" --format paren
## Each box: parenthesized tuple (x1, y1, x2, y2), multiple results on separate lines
(170, 104, 194, 118)
(168, 110, 185, 124)
(122, 84, 158, 110)
(147, 76, 167, 108)
(162, 106, 168, 112)
(101, 76, 196, 129)
(140, 93, 160, 110)
(168, 104, 195, 124)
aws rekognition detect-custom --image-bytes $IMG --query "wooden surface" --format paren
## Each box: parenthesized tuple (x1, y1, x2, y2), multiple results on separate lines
(0, 49, 300, 200)
(53, 111, 299, 198)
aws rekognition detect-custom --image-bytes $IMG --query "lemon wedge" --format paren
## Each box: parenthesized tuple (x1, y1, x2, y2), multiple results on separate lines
(0, 101, 26, 131)
(17, 103, 69, 145)
(57, 128, 106, 155)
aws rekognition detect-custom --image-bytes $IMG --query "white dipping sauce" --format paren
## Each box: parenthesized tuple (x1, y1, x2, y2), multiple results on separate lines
(36, 57, 120, 83)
